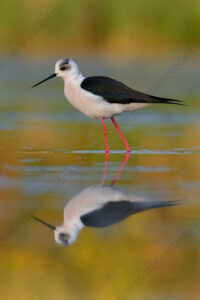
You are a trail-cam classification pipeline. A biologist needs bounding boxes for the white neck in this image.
[62,69,84,83]
[64,222,83,244]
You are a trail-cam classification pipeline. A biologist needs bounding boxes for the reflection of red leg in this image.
[101,151,109,186]
[111,152,130,186]
[101,118,109,153]
[111,117,131,152]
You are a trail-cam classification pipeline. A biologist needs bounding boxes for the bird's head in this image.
[55,58,80,80]
[31,58,80,88]
[32,215,79,246]
[54,225,79,246]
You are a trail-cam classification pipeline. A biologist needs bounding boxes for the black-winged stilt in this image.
[32,186,178,246]
[32,153,179,246]
[32,58,183,152]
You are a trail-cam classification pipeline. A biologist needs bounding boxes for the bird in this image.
[32,58,184,152]
[32,184,179,246]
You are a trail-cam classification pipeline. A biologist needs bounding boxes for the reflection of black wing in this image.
[81,76,183,105]
[80,200,178,228]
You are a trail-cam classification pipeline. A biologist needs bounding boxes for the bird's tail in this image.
[130,199,180,214]
[148,95,185,106]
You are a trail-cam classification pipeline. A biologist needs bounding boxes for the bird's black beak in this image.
[31,215,56,231]
[31,73,57,88]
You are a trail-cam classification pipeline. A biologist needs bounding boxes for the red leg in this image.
[111,152,130,186]
[101,118,109,153]
[101,151,109,186]
[111,117,131,152]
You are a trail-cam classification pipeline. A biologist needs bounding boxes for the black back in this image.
[81,76,183,105]
[80,200,178,228]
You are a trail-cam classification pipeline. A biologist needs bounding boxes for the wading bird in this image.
[32,185,178,246]
[32,58,183,152]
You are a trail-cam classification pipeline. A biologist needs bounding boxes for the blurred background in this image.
[0,1,200,300]
[0,0,200,57]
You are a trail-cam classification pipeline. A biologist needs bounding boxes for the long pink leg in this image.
[111,117,131,152]
[111,152,130,186]
[101,151,109,186]
[101,118,109,153]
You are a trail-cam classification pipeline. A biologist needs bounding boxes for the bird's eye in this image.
[59,232,69,242]
[59,65,69,71]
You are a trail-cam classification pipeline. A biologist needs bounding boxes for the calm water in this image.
[0,57,200,299]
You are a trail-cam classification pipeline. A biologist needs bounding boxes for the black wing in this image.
[81,76,184,105]
[80,200,179,228]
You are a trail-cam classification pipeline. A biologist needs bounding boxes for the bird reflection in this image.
[32,153,178,246]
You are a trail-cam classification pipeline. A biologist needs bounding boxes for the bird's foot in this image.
[105,147,110,153]
[125,145,131,153]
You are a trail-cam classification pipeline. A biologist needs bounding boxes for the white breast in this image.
[63,185,144,228]
[64,77,151,119]
[64,78,125,119]
[63,185,124,225]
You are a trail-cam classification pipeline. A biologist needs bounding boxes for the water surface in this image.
[0,57,199,300]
